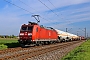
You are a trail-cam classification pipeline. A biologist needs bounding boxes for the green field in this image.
[0,38,20,50]
[62,40,90,60]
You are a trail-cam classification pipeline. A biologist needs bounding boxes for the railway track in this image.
[0,40,85,60]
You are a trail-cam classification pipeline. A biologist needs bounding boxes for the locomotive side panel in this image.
[39,28,47,40]
[37,27,58,41]
[33,26,58,41]
[32,25,40,41]
[50,30,58,40]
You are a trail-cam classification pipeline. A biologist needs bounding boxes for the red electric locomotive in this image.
[18,22,58,47]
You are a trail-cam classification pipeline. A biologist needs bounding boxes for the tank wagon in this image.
[55,29,80,42]
[18,22,58,47]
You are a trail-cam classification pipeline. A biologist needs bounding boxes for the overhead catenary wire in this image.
[47,0,57,9]
[18,0,38,13]
[47,0,65,20]
[18,0,57,23]
[4,0,53,25]
[47,0,63,16]
[4,0,48,21]
[4,0,76,35]
[38,0,59,17]
[3,0,33,14]
[38,0,65,25]
[3,0,84,36]
[3,0,63,27]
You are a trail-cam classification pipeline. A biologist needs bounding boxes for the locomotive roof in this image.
[22,22,55,30]
[40,25,55,30]
[28,22,38,25]
[22,22,38,26]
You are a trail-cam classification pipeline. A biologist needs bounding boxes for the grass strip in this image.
[61,40,90,60]
[0,38,20,50]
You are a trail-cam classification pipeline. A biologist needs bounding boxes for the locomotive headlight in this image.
[19,33,24,35]
[28,33,32,36]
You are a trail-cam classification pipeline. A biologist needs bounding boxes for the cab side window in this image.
[36,27,38,32]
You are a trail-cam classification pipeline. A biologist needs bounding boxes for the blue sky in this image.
[0,0,90,37]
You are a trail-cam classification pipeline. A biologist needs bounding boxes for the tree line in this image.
[0,35,18,38]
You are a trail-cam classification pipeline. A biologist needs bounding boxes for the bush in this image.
[0,44,8,50]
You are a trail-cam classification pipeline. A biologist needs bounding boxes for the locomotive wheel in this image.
[63,39,66,42]
[36,41,42,46]
[20,44,26,48]
[45,41,49,45]
[40,41,44,45]
[50,41,53,44]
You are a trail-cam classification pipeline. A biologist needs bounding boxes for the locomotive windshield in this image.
[22,27,27,30]
[28,26,33,31]
[21,26,33,32]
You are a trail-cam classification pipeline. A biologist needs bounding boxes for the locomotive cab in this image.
[18,22,39,46]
